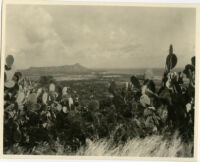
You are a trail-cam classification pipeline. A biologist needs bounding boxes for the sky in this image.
[5,5,196,69]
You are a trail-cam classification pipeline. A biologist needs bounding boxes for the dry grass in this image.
[5,132,193,157]
[76,133,193,157]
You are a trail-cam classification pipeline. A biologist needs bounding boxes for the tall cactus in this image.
[158,45,177,95]
[166,44,177,72]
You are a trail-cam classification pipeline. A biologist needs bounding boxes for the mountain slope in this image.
[21,63,93,76]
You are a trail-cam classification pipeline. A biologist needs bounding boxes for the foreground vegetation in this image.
[4,46,195,156]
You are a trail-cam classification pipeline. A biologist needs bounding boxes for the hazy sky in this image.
[5,5,196,69]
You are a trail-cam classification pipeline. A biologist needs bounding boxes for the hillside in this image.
[20,63,94,76]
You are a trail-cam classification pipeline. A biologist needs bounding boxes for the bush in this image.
[38,75,56,87]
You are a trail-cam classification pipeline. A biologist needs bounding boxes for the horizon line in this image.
[17,64,185,71]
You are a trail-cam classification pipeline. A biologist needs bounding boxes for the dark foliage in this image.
[3,48,195,155]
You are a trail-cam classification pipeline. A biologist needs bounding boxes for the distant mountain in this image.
[20,63,94,76]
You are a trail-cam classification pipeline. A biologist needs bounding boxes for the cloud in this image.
[5,5,196,69]
[6,5,69,68]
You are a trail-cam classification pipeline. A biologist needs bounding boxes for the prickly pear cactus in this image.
[166,45,177,72]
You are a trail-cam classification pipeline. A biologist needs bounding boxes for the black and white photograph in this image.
[2,1,198,159]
